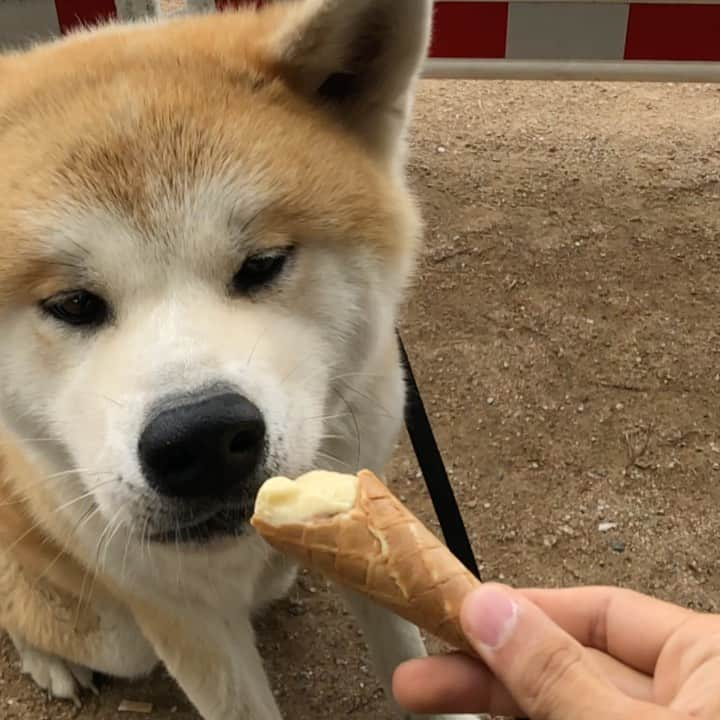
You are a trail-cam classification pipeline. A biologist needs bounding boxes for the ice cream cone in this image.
[251,469,480,654]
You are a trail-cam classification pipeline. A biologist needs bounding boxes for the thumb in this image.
[460,584,651,720]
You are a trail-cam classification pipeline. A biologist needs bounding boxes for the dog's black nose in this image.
[138,393,265,498]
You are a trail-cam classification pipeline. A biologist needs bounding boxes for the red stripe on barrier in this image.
[55,0,117,33]
[429,1,508,59]
[625,3,720,61]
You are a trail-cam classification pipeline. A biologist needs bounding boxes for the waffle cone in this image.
[251,469,480,654]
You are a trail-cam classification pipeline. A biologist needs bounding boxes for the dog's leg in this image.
[133,602,282,720]
[0,552,156,705]
[9,632,97,707]
[339,588,481,720]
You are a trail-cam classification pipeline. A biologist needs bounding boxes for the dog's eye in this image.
[232,247,294,294]
[42,290,109,328]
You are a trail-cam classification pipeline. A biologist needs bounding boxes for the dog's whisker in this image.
[285,357,343,389]
[245,326,270,369]
[277,337,337,387]
[101,515,126,573]
[140,515,152,564]
[32,258,85,273]
[46,467,94,480]
[238,200,273,237]
[0,470,115,508]
[29,505,100,592]
[85,507,124,608]
[73,566,94,630]
[278,355,313,387]
[68,238,91,258]
[174,519,184,591]
[4,517,54,554]
[314,451,353,471]
[332,388,361,471]
[91,517,114,577]
[328,372,387,383]
[121,519,136,583]
[96,393,125,408]
[334,380,397,420]
[273,321,316,383]
[299,412,353,422]
[52,479,117,514]
[0,494,36,508]
[317,433,346,441]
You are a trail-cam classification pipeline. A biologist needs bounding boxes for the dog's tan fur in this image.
[0,3,476,719]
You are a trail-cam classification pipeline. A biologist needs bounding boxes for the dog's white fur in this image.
[0,2,477,718]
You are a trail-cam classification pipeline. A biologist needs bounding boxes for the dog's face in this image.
[0,2,428,549]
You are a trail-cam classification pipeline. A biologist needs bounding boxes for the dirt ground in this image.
[2,79,719,719]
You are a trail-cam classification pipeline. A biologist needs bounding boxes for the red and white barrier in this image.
[1,0,720,82]
[425,1,720,81]
[0,0,116,47]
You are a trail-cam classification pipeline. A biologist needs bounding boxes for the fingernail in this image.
[462,587,519,651]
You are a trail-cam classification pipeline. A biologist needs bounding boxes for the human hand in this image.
[393,583,720,719]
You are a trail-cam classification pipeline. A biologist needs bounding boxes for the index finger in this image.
[520,586,693,675]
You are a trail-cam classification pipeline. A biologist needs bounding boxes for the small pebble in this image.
[611,540,626,553]
[119,700,153,714]
[598,522,618,533]
[287,601,306,616]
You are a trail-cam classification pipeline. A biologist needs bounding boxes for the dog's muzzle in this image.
[138,389,266,543]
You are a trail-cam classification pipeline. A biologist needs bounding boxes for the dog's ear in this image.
[268,0,433,166]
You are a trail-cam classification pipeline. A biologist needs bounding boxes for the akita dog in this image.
[0,1,476,718]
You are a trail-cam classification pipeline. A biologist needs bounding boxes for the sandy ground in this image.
[2,78,719,720]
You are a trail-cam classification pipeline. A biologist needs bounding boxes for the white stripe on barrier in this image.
[506,2,629,61]
[424,58,720,83]
[0,0,60,49]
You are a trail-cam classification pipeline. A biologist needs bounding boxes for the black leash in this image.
[397,331,481,580]
[399,332,529,720]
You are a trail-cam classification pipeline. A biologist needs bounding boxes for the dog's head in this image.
[0,0,431,547]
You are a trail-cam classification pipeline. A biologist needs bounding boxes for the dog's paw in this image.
[10,633,98,707]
